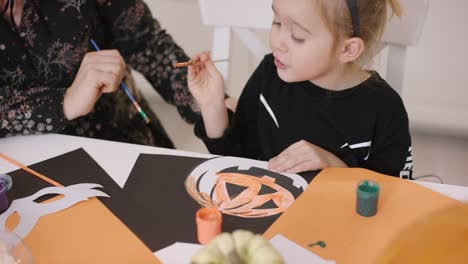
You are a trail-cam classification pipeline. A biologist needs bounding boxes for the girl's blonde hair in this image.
[315,0,403,65]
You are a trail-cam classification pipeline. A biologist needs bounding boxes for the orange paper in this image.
[6,197,161,264]
[263,168,461,264]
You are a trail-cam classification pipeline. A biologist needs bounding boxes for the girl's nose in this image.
[272,37,288,54]
[278,41,288,53]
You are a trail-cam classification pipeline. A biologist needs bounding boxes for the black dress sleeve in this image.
[1,86,67,137]
[96,0,199,123]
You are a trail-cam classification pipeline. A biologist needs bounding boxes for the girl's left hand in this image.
[268,140,348,173]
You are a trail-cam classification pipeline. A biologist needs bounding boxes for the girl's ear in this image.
[338,37,365,63]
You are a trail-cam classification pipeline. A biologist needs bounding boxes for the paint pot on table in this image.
[196,208,222,245]
[356,180,380,217]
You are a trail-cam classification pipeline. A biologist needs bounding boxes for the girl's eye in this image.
[291,34,305,43]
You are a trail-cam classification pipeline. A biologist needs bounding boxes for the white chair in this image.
[198,0,429,96]
[198,0,272,93]
[381,0,429,95]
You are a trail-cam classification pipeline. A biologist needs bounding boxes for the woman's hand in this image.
[63,50,126,120]
[268,140,348,173]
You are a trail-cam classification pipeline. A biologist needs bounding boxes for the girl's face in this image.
[270,0,339,84]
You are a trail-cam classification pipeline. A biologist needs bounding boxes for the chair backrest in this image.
[198,0,429,95]
[198,0,272,90]
[381,0,429,94]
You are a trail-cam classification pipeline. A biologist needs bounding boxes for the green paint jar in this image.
[356,180,380,217]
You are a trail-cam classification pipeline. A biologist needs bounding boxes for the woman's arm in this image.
[1,49,126,137]
[96,0,200,123]
[1,86,67,137]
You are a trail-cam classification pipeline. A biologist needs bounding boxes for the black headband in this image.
[346,0,360,37]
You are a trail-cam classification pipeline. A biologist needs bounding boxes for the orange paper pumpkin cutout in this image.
[185,157,308,218]
[213,173,295,217]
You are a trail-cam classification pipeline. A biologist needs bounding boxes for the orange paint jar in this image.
[196,208,222,245]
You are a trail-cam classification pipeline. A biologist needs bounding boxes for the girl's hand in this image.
[63,50,126,120]
[268,140,348,173]
[187,52,225,112]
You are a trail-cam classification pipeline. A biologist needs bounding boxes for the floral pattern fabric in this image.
[0,0,200,147]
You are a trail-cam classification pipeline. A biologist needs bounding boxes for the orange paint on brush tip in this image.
[173,60,193,68]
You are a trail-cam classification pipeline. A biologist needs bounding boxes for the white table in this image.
[1,133,468,262]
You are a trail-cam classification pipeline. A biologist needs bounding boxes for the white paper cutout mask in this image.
[0,183,109,240]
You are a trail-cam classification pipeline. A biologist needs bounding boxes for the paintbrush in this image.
[173,59,229,68]
[0,153,63,187]
[90,39,150,124]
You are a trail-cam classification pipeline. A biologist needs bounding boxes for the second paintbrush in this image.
[173,59,229,69]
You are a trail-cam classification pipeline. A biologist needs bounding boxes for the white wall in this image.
[380,0,468,137]
[141,0,252,98]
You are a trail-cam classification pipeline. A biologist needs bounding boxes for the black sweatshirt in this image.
[195,54,413,178]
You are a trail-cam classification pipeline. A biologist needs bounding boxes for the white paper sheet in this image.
[154,234,335,264]
[154,242,203,264]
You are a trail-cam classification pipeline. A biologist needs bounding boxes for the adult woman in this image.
[1,0,200,148]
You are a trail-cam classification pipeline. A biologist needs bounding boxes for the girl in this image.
[187,0,413,178]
